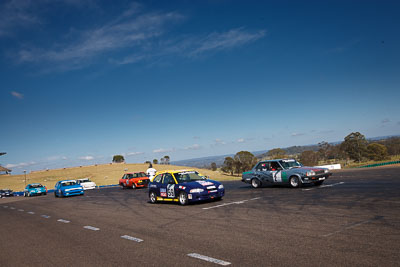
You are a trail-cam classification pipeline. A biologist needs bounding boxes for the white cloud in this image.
[291,133,305,137]
[46,155,68,161]
[184,144,201,150]
[11,91,24,99]
[213,139,226,146]
[237,138,245,143]
[187,28,266,57]
[79,156,94,160]
[153,148,173,153]
[126,151,144,156]
[17,10,184,71]
[5,161,36,169]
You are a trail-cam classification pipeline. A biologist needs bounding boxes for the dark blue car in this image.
[148,170,224,205]
[54,180,84,198]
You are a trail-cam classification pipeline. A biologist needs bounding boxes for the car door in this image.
[151,174,163,197]
[161,173,176,199]
[254,162,274,183]
[270,162,284,183]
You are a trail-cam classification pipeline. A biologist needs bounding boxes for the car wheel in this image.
[132,183,136,189]
[314,181,324,186]
[24,192,27,197]
[149,192,157,204]
[179,192,188,205]
[44,192,47,195]
[120,183,125,189]
[28,192,31,197]
[289,176,301,188]
[54,192,58,198]
[251,178,261,188]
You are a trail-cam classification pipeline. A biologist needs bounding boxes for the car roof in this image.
[125,172,146,174]
[59,180,76,183]
[156,169,197,175]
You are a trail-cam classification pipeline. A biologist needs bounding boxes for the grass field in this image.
[0,163,240,191]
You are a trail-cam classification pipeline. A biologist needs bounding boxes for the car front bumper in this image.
[302,173,331,183]
[188,189,225,202]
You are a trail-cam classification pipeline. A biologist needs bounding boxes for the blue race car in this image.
[24,183,47,197]
[54,180,84,198]
[148,170,224,205]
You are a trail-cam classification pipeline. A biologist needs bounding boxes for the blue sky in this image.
[1,0,399,174]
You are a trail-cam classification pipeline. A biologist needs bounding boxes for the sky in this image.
[1,0,399,174]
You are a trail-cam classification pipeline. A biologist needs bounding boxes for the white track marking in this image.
[18,209,24,212]
[3,206,8,208]
[41,215,50,219]
[187,253,231,266]
[83,226,100,231]
[202,197,261,210]
[57,219,70,223]
[9,207,15,210]
[322,216,383,237]
[121,235,143,243]
[27,211,35,214]
[302,182,345,191]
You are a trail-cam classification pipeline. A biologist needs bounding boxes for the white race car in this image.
[76,178,96,190]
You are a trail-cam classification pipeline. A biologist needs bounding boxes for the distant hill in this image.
[171,135,399,168]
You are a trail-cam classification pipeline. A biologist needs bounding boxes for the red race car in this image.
[119,172,150,189]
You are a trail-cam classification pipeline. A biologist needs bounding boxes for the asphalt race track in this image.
[1,167,399,266]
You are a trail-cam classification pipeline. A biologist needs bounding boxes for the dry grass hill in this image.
[0,163,238,191]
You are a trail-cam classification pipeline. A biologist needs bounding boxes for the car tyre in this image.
[251,178,261,188]
[132,183,136,189]
[289,176,301,188]
[24,192,27,197]
[54,192,58,198]
[120,183,125,189]
[149,192,157,204]
[179,192,188,205]
[314,181,324,186]
[44,192,47,195]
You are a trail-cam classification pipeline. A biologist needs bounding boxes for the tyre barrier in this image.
[355,160,400,168]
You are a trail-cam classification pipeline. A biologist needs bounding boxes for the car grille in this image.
[315,170,325,175]
[137,179,149,185]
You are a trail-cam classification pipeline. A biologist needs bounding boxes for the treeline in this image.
[209,132,400,176]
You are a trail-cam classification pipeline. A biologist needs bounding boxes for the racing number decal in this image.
[272,171,282,182]
[167,184,175,198]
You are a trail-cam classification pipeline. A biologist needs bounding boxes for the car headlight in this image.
[190,188,204,193]
[306,171,316,176]
[324,169,329,173]
[218,184,224,189]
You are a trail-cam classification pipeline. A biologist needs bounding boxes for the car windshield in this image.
[174,171,205,183]
[79,179,90,182]
[279,160,302,169]
[61,181,76,186]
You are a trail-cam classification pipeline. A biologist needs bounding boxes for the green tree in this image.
[145,160,151,164]
[164,155,170,165]
[210,162,217,171]
[318,141,332,161]
[267,148,287,159]
[299,151,319,166]
[153,159,158,164]
[234,151,257,174]
[221,157,235,176]
[112,155,125,163]
[367,143,389,161]
[342,132,368,162]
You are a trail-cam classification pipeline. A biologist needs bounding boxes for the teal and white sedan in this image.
[24,183,47,197]
[242,159,331,188]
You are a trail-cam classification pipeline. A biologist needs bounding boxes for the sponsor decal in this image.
[188,194,192,199]
[197,181,213,186]
[207,186,216,190]
[160,188,167,197]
